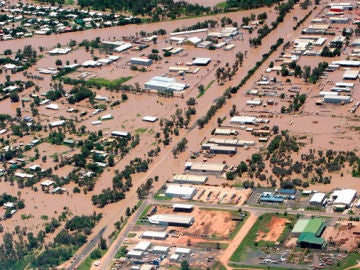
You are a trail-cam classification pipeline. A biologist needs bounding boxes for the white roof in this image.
[113,43,132,52]
[172,203,194,209]
[49,47,71,54]
[127,249,143,257]
[15,172,34,178]
[333,189,357,205]
[92,121,102,125]
[343,69,359,79]
[170,254,180,260]
[111,131,129,137]
[192,57,211,65]
[50,120,65,127]
[230,116,256,124]
[134,241,151,251]
[173,174,207,184]
[29,164,41,170]
[100,114,113,120]
[175,247,191,254]
[142,116,158,122]
[332,60,360,67]
[41,180,54,186]
[310,192,326,204]
[45,103,59,110]
[130,57,152,63]
[165,185,197,198]
[152,245,169,252]
[142,231,168,238]
[148,214,194,225]
[187,36,202,44]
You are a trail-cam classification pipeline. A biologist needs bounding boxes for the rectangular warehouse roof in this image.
[297,232,325,246]
[186,162,226,173]
[142,231,168,239]
[230,116,256,124]
[343,69,359,79]
[134,241,151,251]
[192,57,211,65]
[148,214,194,225]
[173,174,208,184]
[165,185,197,199]
[333,189,357,206]
[152,246,169,253]
[292,219,310,234]
[310,192,326,204]
[172,204,194,210]
[305,218,326,236]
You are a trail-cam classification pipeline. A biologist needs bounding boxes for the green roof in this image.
[297,232,325,246]
[292,219,310,233]
[304,218,325,235]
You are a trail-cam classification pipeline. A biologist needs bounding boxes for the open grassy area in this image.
[230,213,297,262]
[212,261,227,270]
[86,76,132,89]
[326,253,360,270]
[77,249,107,270]
[136,204,152,225]
[197,80,215,98]
[114,246,128,259]
[194,242,228,250]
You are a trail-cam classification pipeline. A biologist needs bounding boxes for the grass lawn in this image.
[194,242,228,250]
[114,246,128,259]
[86,76,132,89]
[212,261,227,270]
[77,249,107,270]
[197,80,215,98]
[230,213,297,262]
[326,253,360,270]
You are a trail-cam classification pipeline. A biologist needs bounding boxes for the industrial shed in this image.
[130,57,153,66]
[209,145,237,154]
[134,241,151,251]
[49,120,65,128]
[144,76,188,92]
[292,218,326,237]
[192,57,211,66]
[141,231,168,240]
[230,116,256,125]
[175,247,191,255]
[127,249,144,258]
[297,232,326,249]
[213,128,238,136]
[331,189,357,210]
[185,162,227,175]
[148,214,194,227]
[111,131,130,137]
[343,69,359,80]
[323,95,352,104]
[309,192,326,207]
[142,116,158,122]
[172,204,194,212]
[152,246,170,254]
[173,174,208,185]
[165,185,197,199]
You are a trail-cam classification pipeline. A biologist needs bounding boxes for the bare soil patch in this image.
[256,216,288,242]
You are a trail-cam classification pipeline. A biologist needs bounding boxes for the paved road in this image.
[68,226,107,270]
[97,199,150,270]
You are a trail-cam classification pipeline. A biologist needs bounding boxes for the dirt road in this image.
[219,211,258,270]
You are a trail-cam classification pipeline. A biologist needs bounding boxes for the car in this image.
[93,261,100,266]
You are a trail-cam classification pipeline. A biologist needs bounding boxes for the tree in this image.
[10,92,19,102]
[108,156,115,167]
[125,207,131,216]
[55,59,62,66]
[181,260,190,270]
[16,108,21,117]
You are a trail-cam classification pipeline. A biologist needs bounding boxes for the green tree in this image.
[181,260,190,270]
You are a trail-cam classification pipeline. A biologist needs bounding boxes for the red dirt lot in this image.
[256,216,288,242]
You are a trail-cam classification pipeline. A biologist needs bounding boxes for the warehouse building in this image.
[175,247,192,255]
[152,246,170,255]
[148,214,194,227]
[323,95,352,104]
[230,116,257,125]
[192,57,211,66]
[209,144,237,154]
[141,231,168,240]
[111,131,130,137]
[297,232,326,249]
[185,162,227,175]
[292,218,326,237]
[259,192,286,203]
[331,189,357,210]
[130,57,153,66]
[342,69,359,80]
[169,254,180,262]
[134,241,151,251]
[309,192,326,207]
[142,116,158,122]
[329,17,349,24]
[213,128,238,136]
[172,204,194,212]
[144,76,188,92]
[173,174,208,185]
[127,249,144,259]
[165,185,197,199]
[49,120,65,128]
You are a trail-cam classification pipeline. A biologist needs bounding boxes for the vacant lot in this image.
[256,215,288,242]
[322,221,360,252]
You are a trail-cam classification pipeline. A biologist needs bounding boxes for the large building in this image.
[331,189,357,210]
[148,214,194,227]
[141,231,168,240]
[172,174,208,185]
[165,185,197,199]
[130,57,153,66]
[323,95,352,104]
[144,76,188,92]
[185,162,227,175]
[293,218,327,249]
